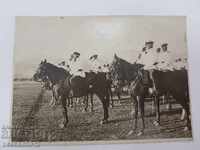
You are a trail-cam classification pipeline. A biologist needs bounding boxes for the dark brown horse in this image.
[110,55,146,135]
[110,54,191,135]
[33,60,110,127]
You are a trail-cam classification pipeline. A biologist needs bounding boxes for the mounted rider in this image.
[173,57,188,70]
[89,54,103,73]
[58,61,71,72]
[156,43,174,71]
[69,51,86,78]
[136,41,157,89]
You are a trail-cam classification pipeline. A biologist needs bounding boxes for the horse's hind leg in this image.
[183,102,191,131]
[60,95,68,128]
[133,95,138,131]
[153,95,160,126]
[99,94,109,124]
[138,96,145,135]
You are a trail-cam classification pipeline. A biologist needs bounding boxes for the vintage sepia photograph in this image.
[12,16,192,143]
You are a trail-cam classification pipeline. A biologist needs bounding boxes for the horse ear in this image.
[114,53,118,60]
[44,59,47,63]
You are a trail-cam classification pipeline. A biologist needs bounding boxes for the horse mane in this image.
[46,62,69,75]
[111,55,143,81]
[43,62,70,84]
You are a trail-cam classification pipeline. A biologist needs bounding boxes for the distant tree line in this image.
[14,77,33,81]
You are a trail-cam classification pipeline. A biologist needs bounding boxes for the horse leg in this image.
[102,101,109,124]
[84,95,88,112]
[110,88,114,108]
[133,96,138,131]
[183,102,191,131]
[49,89,55,106]
[50,86,59,107]
[117,92,121,105]
[99,94,109,124]
[138,95,145,136]
[90,93,94,112]
[151,99,155,115]
[180,108,186,121]
[59,95,68,128]
[127,95,138,136]
[70,97,73,108]
[74,97,77,112]
[153,95,160,126]
[166,93,172,110]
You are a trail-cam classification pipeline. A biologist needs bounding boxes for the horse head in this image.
[33,59,69,84]
[110,54,145,87]
[33,59,48,82]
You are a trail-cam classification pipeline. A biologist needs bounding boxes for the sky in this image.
[14,16,188,78]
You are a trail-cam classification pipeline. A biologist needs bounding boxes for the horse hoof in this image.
[137,131,144,136]
[153,120,160,126]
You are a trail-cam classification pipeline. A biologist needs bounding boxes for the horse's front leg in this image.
[99,93,109,124]
[165,93,172,110]
[117,91,121,105]
[138,95,145,136]
[59,95,68,128]
[49,87,58,107]
[84,95,88,112]
[49,89,55,106]
[90,92,94,112]
[153,94,160,126]
[182,101,191,131]
[69,97,73,108]
[128,95,138,136]
[133,95,138,131]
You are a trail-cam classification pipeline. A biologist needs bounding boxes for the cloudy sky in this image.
[14,16,188,78]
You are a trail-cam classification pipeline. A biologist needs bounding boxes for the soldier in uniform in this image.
[69,52,86,78]
[102,64,110,73]
[173,56,188,70]
[136,41,158,90]
[89,54,103,73]
[58,61,71,72]
[157,43,174,71]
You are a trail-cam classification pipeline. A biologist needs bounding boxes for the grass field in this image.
[11,81,192,143]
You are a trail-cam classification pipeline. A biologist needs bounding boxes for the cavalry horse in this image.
[33,59,110,127]
[110,54,191,135]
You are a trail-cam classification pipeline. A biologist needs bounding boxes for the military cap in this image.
[89,54,98,60]
[142,47,146,52]
[77,69,83,72]
[73,52,80,56]
[145,41,154,45]
[161,43,168,47]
